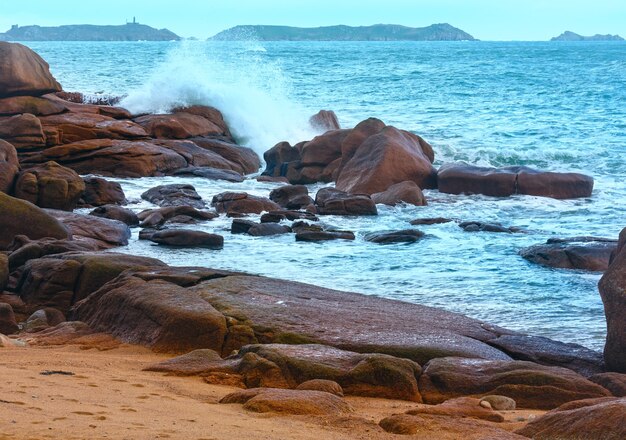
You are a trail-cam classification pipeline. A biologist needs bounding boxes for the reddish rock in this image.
[438,163,594,199]
[220,388,353,415]
[14,161,85,211]
[46,93,130,119]
[189,137,260,175]
[371,180,427,206]
[39,112,147,144]
[295,230,355,242]
[45,209,131,249]
[520,238,617,271]
[148,230,224,250]
[7,237,97,272]
[0,95,65,116]
[599,226,626,372]
[73,276,228,353]
[262,141,302,178]
[212,192,280,215]
[589,373,626,397]
[337,118,387,176]
[379,413,525,438]
[171,166,244,182]
[0,303,19,335]
[0,113,46,149]
[0,192,70,250]
[300,129,351,167]
[134,113,225,139]
[269,184,313,209]
[0,254,8,291]
[138,206,216,228]
[516,397,626,440]
[173,105,232,139]
[80,177,126,207]
[24,307,66,333]
[89,205,139,227]
[247,223,291,237]
[296,379,344,397]
[141,184,205,209]
[407,397,505,422]
[336,126,437,194]
[0,140,19,194]
[21,139,188,177]
[315,188,377,216]
[309,110,340,132]
[418,357,610,409]
[0,42,62,97]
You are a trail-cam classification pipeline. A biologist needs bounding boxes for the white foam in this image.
[120,41,320,155]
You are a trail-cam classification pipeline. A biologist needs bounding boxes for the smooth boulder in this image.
[220,388,353,415]
[371,180,427,206]
[0,140,19,194]
[80,177,126,206]
[0,42,62,97]
[211,192,280,215]
[141,184,205,209]
[148,230,224,250]
[314,188,377,216]
[14,161,86,211]
[520,237,617,271]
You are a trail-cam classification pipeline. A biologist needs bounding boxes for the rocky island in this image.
[210,23,476,41]
[551,31,624,41]
[0,41,625,439]
[0,22,180,42]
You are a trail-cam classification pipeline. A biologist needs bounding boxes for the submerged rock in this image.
[364,229,425,244]
[520,237,617,271]
[460,221,523,233]
[148,229,224,249]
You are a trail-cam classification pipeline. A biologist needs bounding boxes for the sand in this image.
[0,344,539,440]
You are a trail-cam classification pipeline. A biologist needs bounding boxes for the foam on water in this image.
[120,41,319,154]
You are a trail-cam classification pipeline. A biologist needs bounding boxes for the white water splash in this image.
[120,41,320,154]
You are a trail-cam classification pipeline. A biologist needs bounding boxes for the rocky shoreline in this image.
[1,41,625,439]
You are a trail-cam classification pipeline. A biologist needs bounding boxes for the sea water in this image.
[23,40,626,350]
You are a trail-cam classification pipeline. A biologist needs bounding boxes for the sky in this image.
[0,0,624,41]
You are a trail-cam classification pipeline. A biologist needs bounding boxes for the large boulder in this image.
[336,126,437,194]
[269,185,313,209]
[147,343,422,401]
[211,192,280,215]
[262,141,302,178]
[0,42,62,97]
[17,252,166,314]
[314,188,377,216]
[0,192,70,250]
[21,139,188,177]
[141,184,205,209]
[0,140,19,194]
[14,161,85,211]
[189,137,260,175]
[173,106,233,139]
[80,177,126,207]
[0,113,46,149]
[438,163,594,199]
[598,227,626,372]
[0,303,19,335]
[418,357,610,409]
[520,237,617,271]
[7,237,97,271]
[371,181,427,206]
[516,397,626,440]
[137,206,217,228]
[134,113,225,139]
[45,209,131,249]
[73,276,227,353]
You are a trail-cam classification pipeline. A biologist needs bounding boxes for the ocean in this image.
[23,40,626,350]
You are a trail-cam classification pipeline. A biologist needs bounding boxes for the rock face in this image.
[134,113,226,140]
[371,180,427,206]
[418,357,610,409]
[0,113,46,149]
[589,373,626,397]
[220,388,353,415]
[14,161,85,211]
[0,192,70,249]
[336,126,437,194]
[0,140,19,193]
[0,95,66,116]
[520,237,617,271]
[516,397,626,440]
[0,42,62,97]
[598,227,626,372]
[73,276,228,353]
[438,163,594,199]
[148,343,422,401]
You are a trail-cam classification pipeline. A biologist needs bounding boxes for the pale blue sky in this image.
[1,0,624,40]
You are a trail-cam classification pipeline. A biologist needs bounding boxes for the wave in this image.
[120,41,320,155]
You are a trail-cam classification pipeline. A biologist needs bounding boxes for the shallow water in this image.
[25,40,626,350]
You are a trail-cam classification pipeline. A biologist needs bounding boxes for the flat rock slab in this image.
[418,357,611,409]
[190,275,512,364]
[45,209,131,249]
[520,239,617,271]
[516,397,626,440]
[147,343,422,401]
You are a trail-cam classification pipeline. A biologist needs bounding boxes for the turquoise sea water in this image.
[23,40,626,350]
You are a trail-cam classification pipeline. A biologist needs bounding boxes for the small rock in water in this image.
[459,221,523,233]
[141,184,205,209]
[148,229,223,250]
[364,230,424,244]
[410,217,453,226]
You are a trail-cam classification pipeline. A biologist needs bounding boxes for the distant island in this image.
[551,31,623,42]
[0,21,180,41]
[210,23,476,41]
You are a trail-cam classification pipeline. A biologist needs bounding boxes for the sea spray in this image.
[120,40,321,155]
